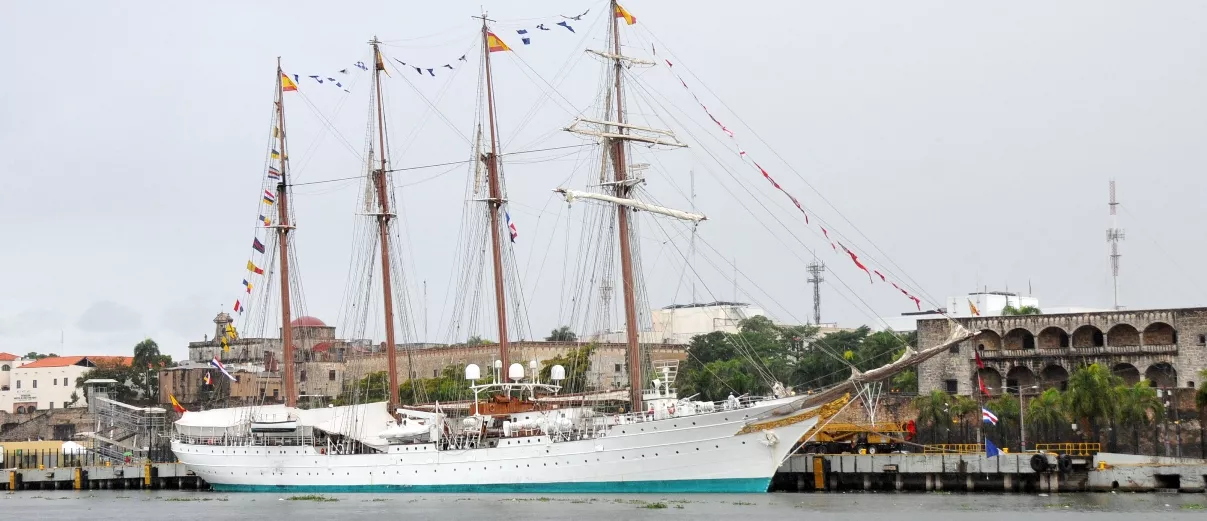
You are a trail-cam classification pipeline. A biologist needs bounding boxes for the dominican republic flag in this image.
[982,407,999,425]
[505,211,518,242]
[210,358,237,382]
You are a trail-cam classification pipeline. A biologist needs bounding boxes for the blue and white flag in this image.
[506,212,518,242]
[985,438,1004,458]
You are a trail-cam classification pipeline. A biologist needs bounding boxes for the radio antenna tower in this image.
[806,260,825,325]
[1106,179,1125,310]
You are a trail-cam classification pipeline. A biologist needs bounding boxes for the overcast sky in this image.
[3,1,1206,360]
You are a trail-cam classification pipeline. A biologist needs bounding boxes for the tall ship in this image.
[171,2,976,493]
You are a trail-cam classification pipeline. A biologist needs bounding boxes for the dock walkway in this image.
[774,452,1207,493]
[2,462,206,491]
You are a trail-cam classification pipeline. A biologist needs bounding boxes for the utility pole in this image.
[1107,179,1125,310]
[806,261,825,325]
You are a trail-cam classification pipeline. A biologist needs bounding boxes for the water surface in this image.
[3,490,1204,520]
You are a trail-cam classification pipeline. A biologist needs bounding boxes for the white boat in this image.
[171,2,977,493]
[173,393,825,493]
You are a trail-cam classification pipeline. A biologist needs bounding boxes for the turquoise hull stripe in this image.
[210,477,770,494]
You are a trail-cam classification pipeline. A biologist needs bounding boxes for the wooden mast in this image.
[608,0,644,410]
[274,58,298,408]
[479,16,511,377]
[369,38,400,409]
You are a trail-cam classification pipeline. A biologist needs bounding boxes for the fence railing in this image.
[1034,442,1101,456]
[922,444,985,455]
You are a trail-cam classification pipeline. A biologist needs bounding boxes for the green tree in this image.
[681,358,762,402]
[891,367,918,393]
[1064,363,1123,440]
[465,335,493,346]
[1027,388,1066,443]
[1001,305,1042,316]
[540,343,596,393]
[544,326,577,342]
[950,395,979,441]
[1115,382,1164,454]
[984,394,1020,448]
[913,390,953,443]
[24,352,56,360]
[75,364,139,403]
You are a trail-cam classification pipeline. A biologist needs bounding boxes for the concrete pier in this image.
[774,452,1207,493]
[1,463,207,491]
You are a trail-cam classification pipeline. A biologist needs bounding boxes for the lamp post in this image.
[1018,385,1039,452]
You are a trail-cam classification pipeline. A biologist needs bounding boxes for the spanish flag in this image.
[487,31,511,52]
[615,3,636,25]
[170,394,187,414]
[281,73,298,92]
[968,299,980,316]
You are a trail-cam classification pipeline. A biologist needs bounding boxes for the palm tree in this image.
[985,394,1020,448]
[1115,382,1164,454]
[950,395,979,443]
[544,326,577,342]
[913,390,952,443]
[1064,363,1123,441]
[1028,388,1066,443]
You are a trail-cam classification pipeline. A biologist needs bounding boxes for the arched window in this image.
[0,365,8,371]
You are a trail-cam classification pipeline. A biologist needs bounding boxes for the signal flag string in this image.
[663,59,925,311]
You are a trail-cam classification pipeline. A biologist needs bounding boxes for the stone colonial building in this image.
[188,313,364,366]
[918,307,1207,395]
[173,312,688,405]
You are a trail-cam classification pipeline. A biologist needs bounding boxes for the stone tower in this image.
[213,312,233,344]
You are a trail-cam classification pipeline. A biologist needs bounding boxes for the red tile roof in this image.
[0,352,18,362]
[19,356,133,369]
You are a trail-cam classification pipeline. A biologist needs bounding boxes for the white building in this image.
[650,302,766,344]
[583,302,766,344]
[0,356,132,414]
[0,352,29,393]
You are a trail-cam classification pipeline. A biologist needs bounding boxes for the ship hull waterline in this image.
[172,397,822,494]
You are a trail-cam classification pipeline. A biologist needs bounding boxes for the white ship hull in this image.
[171,397,819,493]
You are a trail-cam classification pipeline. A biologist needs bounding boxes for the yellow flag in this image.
[225,323,239,340]
[615,3,637,25]
[487,31,511,52]
[968,299,980,316]
[281,73,298,92]
[375,49,391,77]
